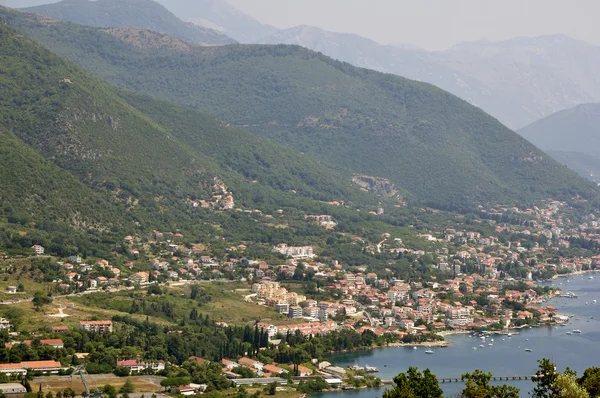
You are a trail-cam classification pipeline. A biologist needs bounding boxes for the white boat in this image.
[525,348,533,352]
[573,329,582,334]
[566,332,572,335]
[413,346,418,350]
[490,338,494,342]
[525,338,529,341]
[488,343,493,346]
[472,347,477,350]
[479,344,485,348]
[594,300,597,304]
[589,276,594,279]
[425,349,434,354]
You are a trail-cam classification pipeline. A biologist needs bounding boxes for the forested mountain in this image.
[0,19,386,256]
[22,0,236,45]
[519,104,600,184]
[259,26,600,129]
[153,0,276,43]
[3,9,597,211]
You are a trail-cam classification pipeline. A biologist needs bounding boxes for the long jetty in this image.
[382,375,534,385]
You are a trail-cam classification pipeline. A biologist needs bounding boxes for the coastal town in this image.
[0,198,599,395]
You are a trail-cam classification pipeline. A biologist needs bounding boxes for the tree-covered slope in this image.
[4,12,597,210]
[519,103,600,157]
[22,0,235,45]
[0,128,121,230]
[0,19,375,251]
[519,103,600,184]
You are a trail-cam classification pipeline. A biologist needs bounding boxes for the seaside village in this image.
[2,199,600,389]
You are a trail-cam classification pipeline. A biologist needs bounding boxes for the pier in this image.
[438,375,535,383]
[381,375,534,385]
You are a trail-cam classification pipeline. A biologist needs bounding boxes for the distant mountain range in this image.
[13,0,600,129]
[23,0,236,45]
[519,103,600,184]
[154,0,277,43]
[258,26,600,129]
[3,7,597,211]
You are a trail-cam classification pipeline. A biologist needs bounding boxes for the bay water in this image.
[314,274,600,397]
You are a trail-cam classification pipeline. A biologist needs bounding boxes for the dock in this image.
[382,375,534,385]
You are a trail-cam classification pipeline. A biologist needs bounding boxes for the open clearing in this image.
[32,375,163,394]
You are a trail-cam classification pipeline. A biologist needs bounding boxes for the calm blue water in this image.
[314,274,600,397]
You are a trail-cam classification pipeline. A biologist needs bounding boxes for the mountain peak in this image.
[24,0,236,45]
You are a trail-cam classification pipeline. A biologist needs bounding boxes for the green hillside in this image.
[6,10,597,210]
[1,20,395,258]
[22,0,235,45]
[519,103,600,156]
[519,103,600,183]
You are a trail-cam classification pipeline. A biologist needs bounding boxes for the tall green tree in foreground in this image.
[553,374,589,398]
[461,370,519,398]
[383,367,443,398]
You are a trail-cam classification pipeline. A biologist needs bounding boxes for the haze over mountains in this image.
[156,0,600,130]
[257,28,600,130]
[24,0,236,45]
[1,0,599,214]
[15,0,600,130]
[519,103,600,184]
[2,6,597,213]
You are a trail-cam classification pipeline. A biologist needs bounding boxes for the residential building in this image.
[0,361,61,375]
[288,306,303,318]
[0,383,26,398]
[116,360,165,373]
[31,245,44,255]
[129,272,149,284]
[275,303,289,314]
[79,320,113,333]
[0,318,12,331]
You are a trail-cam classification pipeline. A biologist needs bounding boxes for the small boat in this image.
[593,300,597,304]
[573,329,582,334]
[525,348,533,352]
[566,332,572,335]
[490,338,494,342]
[487,343,493,346]
[425,349,434,354]
[526,338,529,341]
[589,276,594,280]
[591,316,595,319]
[479,344,485,348]
[472,347,477,350]
[507,333,513,337]
[413,346,418,350]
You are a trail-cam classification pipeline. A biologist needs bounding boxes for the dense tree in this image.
[533,358,560,398]
[553,374,589,398]
[383,367,443,398]
[461,370,519,398]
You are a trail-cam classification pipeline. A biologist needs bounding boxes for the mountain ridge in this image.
[3,10,596,211]
[23,0,236,45]
[519,103,600,183]
[257,26,600,129]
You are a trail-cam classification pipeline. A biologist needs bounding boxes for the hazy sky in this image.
[226,0,600,49]
[2,0,599,49]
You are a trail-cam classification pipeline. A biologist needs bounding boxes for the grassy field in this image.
[0,257,53,301]
[68,282,286,325]
[0,297,174,333]
[32,375,163,394]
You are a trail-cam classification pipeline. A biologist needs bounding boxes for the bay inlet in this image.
[314,274,600,397]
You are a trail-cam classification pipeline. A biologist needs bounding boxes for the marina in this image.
[315,274,600,398]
